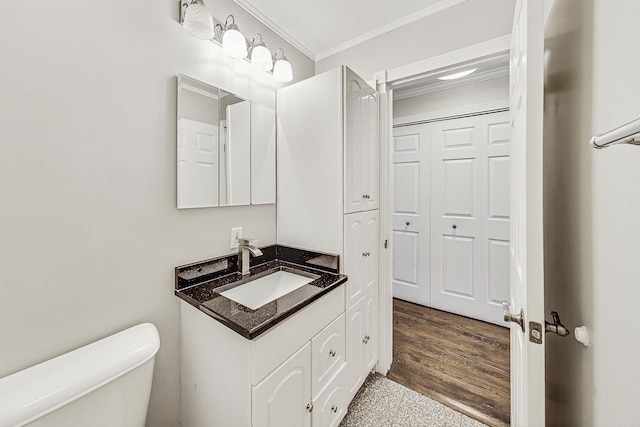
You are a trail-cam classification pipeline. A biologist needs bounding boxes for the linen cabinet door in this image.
[363,289,379,373]
[362,210,379,295]
[345,300,366,399]
[253,343,312,427]
[360,87,379,211]
[344,212,367,307]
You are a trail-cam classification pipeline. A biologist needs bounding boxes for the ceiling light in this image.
[181,0,215,40]
[222,15,247,59]
[273,49,293,83]
[249,34,273,72]
[437,68,478,81]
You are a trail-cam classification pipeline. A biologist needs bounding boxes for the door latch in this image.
[545,311,570,337]
[530,311,570,344]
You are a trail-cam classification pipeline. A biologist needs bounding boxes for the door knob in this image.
[452,224,457,229]
[502,301,525,332]
[405,221,410,226]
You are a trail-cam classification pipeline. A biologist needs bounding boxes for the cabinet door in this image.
[253,343,312,427]
[345,301,366,398]
[311,314,346,399]
[344,69,379,214]
[344,211,379,308]
[363,290,379,373]
[312,366,347,427]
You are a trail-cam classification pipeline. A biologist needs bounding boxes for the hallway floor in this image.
[387,299,510,427]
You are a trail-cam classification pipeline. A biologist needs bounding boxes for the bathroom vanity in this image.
[176,246,350,427]
[176,65,380,427]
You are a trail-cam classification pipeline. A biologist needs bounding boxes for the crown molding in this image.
[231,0,316,60]
[315,0,469,61]
[393,66,509,100]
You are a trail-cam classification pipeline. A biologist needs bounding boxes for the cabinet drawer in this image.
[312,364,347,427]
[311,313,345,399]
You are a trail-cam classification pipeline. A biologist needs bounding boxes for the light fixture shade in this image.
[182,1,214,40]
[251,45,273,71]
[437,68,478,81]
[222,28,247,59]
[273,59,293,83]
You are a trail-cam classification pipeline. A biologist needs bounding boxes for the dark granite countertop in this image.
[175,247,347,339]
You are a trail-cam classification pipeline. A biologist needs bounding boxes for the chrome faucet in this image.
[237,238,263,276]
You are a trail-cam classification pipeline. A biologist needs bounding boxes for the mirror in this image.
[177,74,276,209]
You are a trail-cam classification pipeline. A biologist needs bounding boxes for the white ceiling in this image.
[231,0,468,60]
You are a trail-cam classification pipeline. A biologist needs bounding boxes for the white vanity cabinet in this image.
[180,285,348,427]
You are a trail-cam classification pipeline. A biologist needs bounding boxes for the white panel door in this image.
[177,118,219,208]
[252,343,311,427]
[509,0,545,424]
[483,111,512,324]
[344,210,379,308]
[430,116,483,319]
[391,124,430,306]
[430,112,512,325]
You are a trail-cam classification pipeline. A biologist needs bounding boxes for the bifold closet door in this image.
[391,124,430,306]
[430,112,511,326]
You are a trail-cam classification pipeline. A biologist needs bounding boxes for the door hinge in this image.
[384,239,388,249]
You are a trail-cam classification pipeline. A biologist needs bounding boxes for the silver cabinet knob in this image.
[329,349,336,357]
[306,403,313,413]
[331,405,338,413]
[363,335,370,344]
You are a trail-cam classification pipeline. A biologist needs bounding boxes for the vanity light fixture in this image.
[273,49,293,83]
[249,34,273,72]
[181,0,215,40]
[437,68,478,81]
[222,15,247,59]
[178,2,293,83]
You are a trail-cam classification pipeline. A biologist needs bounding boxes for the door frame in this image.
[374,35,512,375]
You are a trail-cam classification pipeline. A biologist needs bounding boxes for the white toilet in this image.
[0,323,160,427]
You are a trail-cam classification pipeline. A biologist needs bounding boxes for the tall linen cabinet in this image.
[277,66,380,406]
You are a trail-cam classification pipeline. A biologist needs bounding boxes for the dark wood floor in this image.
[387,299,510,427]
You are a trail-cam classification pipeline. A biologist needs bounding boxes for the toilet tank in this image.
[0,323,160,427]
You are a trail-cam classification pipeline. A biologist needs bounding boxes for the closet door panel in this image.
[391,124,430,306]
[430,116,483,321]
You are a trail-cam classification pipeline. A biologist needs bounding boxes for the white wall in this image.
[543,1,594,425]
[591,0,640,424]
[315,0,515,81]
[0,1,313,426]
[393,76,509,119]
[544,0,640,425]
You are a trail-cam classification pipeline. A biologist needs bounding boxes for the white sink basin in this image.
[221,270,316,309]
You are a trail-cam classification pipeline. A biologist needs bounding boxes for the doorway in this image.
[375,38,512,426]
